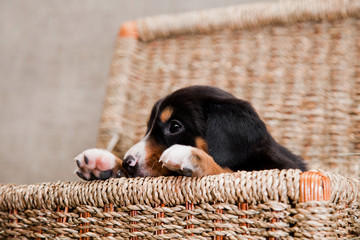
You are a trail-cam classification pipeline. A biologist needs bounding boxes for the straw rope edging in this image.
[2,170,360,238]
[1,169,359,212]
[0,170,305,211]
[135,0,360,42]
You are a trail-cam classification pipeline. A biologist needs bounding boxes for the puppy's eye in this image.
[168,120,183,134]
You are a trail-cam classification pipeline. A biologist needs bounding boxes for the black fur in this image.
[148,85,307,172]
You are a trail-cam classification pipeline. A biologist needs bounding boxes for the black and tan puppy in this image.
[75,86,306,180]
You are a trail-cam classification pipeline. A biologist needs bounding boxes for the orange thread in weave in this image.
[130,208,138,240]
[104,204,114,237]
[269,218,280,240]
[9,209,19,236]
[119,21,138,38]
[239,203,249,231]
[80,211,90,240]
[9,209,18,223]
[56,206,68,237]
[300,171,331,202]
[186,202,195,236]
[155,203,165,235]
[214,207,223,240]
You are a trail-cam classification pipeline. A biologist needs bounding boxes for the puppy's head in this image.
[121,85,267,177]
[121,86,233,177]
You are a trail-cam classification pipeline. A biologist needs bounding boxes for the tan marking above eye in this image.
[195,137,208,152]
[160,106,173,123]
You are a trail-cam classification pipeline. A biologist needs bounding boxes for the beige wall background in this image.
[0,0,263,184]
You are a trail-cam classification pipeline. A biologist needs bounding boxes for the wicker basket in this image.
[1,0,360,239]
[1,170,359,239]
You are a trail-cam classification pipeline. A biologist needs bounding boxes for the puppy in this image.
[75,86,306,180]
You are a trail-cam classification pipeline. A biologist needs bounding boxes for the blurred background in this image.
[0,0,265,184]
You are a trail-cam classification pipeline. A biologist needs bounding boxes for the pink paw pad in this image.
[74,148,118,180]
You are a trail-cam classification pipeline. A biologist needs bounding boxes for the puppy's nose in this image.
[122,155,137,176]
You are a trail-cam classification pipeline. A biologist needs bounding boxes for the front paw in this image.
[159,145,196,176]
[74,148,124,180]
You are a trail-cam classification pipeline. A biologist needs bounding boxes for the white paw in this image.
[74,148,120,180]
[159,145,195,176]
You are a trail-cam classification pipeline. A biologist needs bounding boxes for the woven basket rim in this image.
[133,0,360,42]
[1,170,359,211]
[1,170,302,211]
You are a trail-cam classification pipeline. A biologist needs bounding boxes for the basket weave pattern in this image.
[1,170,359,239]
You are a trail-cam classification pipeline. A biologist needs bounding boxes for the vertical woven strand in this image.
[155,203,165,236]
[104,204,114,237]
[239,203,249,233]
[80,211,90,240]
[34,209,43,240]
[185,202,194,236]
[130,207,138,240]
[8,209,18,223]
[56,206,68,237]
[8,209,18,239]
[269,218,280,240]
[213,206,223,240]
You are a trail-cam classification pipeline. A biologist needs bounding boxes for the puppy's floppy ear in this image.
[205,98,269,171]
